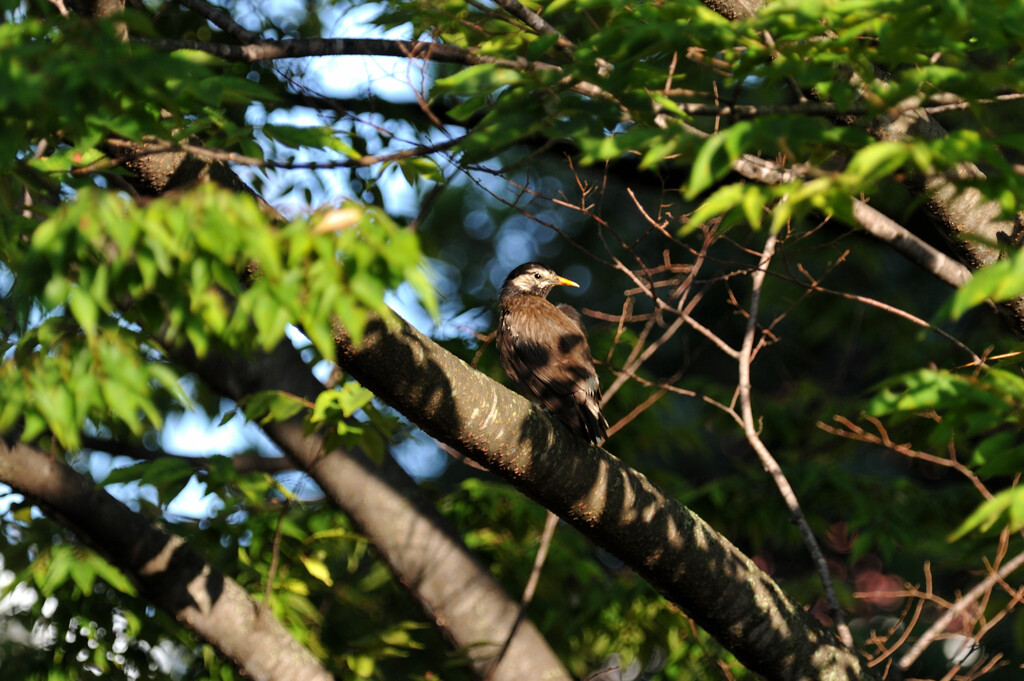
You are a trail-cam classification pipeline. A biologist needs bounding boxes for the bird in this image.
[497,262,608,445]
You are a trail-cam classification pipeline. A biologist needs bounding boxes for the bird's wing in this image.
[507,298,593,397]
[504,299,607,443]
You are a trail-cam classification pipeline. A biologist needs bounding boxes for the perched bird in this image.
[497,262,608,445]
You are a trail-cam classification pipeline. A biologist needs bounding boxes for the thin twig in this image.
[862,564,930,668]
[821,415,992,500]
[262,502,289,612]
[898,550,1024,671]
[484,511,560,681]
[602,316,686,405]
[737,232,854,648]
[794,264,980,363]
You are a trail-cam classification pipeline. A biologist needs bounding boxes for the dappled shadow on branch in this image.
[335,316,878,681]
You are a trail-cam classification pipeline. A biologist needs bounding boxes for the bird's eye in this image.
[533,273,541,279]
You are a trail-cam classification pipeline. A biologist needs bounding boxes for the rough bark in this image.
[332,317,880,681]
[182,341,571,681]
[699,0,765,21]
[0,439,332,681]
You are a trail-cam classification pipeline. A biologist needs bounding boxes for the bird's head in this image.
[501,262,579,298]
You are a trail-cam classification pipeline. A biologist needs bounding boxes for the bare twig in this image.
[898,550,1024,671]
[861,564,930,668]
[821,415,992,500]
[262,502,289,612]
[824,416,1024,670]
[794,265,980,363]
[737,232,855,648]
[484,511,560,681]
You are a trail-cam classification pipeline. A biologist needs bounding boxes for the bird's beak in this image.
[556,275,580,288]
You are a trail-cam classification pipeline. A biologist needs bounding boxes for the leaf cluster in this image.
[405,0,1024,234]
[1,183,433,452]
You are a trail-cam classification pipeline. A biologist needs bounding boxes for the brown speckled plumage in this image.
[497,263,608,445]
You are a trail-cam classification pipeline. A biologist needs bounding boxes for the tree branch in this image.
[176,0,262,44]
[736,233,854,648]
[898,549,1024,671]
[0,439,331,681]
[133,35,531,69]
[80,435,295,474]
[102,136,461,171]
[180,341,572,681]
[331,315,880,681]
[731,153,972,288]
[491,0,565,42]
[696,0,1024,330]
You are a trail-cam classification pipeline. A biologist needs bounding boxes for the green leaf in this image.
[306,528,367,543]
[241,390,306,424]
[844,141,910,184]
[397,156,443,185]
[741,185,767,228]
[88,553,135,595]
[685,121,754,199]
[264,124,358,157]
[299,554,334,587]
[944,252,1024,320]
[137,457,194,486]
[347,655,375,678]
[949,488,1019,541]
[38,547,73,597]
[683,184,745,234]
[103,461,150,485]
[433,63,522,95]
[68,288,99,339]
[311,383,375,427]
[34,382,79,450]
[69,557,97,596]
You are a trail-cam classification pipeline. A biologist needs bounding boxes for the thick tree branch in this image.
[331,316,880,681]
[0,439,331,681]
[180,341,571,681]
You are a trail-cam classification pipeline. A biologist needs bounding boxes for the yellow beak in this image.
[556,275,580,288]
